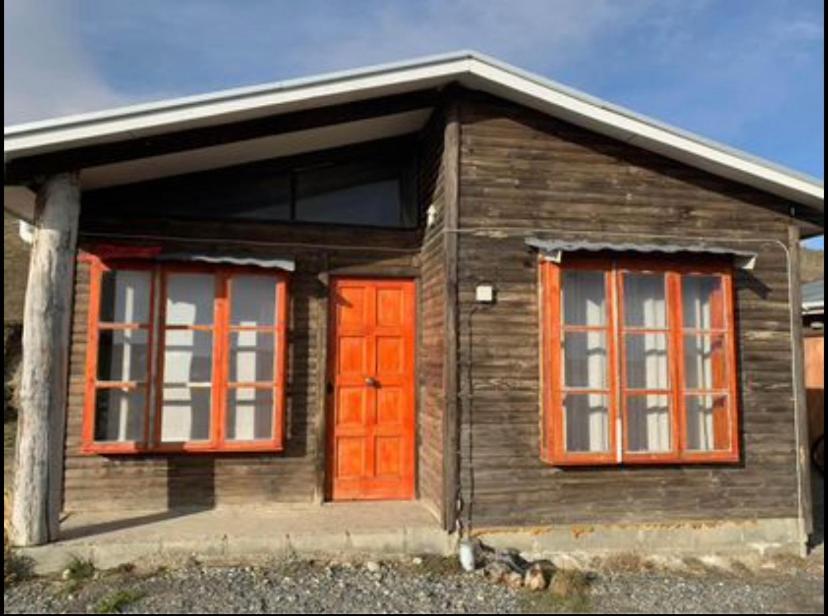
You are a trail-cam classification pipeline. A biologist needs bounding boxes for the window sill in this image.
[543,451,740,467]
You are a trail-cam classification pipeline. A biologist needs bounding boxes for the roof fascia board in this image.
[463,58,823,211]
[3,50,822,213]
[3,56,471,157]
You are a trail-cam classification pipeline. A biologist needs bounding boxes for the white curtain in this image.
[562,271,609,452]
[683,276,722,450]
[161,273,214,442]
[624,274,670,452]
[686,394,715,450]
[226,277,278,441]
[98,270,150,442]
[565,393,609,452]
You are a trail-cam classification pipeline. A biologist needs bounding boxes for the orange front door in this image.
[328,278,416,501]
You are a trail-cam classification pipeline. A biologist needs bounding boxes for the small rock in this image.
[484,561,511,584]
[365,561,381,573]
[524,563,551,591]
[504,571,524,590]
[411,557,423,566]
[61,568,72,581]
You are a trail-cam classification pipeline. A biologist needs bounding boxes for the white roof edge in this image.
[3,50,824,212]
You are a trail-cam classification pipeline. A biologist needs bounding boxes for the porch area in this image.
[17,501,453,575]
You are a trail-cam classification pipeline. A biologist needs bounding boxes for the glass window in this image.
[84,260,288,453]
[564,393,610,453]
[295,157,415,227]
[91,268,152,446]
[542,259,738,466]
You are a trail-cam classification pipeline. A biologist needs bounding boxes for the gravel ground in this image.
[3,555,824,614]
[589,567,825,614]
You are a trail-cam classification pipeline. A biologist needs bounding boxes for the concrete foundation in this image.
[18,502,454,575]
[16,504,805,575]
[472,517,805,561]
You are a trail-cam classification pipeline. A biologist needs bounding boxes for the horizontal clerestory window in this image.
[82,256,288,454]
[540,256,740,466]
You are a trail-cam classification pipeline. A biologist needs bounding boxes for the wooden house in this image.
[4,52,824,554]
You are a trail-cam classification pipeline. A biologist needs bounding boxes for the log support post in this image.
[10,173,80,546]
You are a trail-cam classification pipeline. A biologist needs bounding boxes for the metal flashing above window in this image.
[525,238,758,271]
[157,253,295,272]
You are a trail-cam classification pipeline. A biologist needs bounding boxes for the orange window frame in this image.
[81,255,289,455]
[540,255,740,466]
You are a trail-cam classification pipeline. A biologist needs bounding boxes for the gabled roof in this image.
[3,50,824,215]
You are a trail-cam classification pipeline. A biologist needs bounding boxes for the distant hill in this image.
[3,213,29,325]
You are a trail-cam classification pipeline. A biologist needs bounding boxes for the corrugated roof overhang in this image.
[525,237,759,270]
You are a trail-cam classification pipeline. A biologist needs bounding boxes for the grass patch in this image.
[4,546,33,586]
[409,554,463,576]
[64,555,96,581]
[520,590,591,614]
[521,568,592,613]
[600,551,654,573]
[93,589,146,614]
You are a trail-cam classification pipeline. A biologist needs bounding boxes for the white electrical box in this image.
[475,284,495,303]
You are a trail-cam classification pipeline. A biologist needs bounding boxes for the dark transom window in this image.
[82,138,418,229]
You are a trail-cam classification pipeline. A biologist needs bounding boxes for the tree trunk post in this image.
[10,173,80,546]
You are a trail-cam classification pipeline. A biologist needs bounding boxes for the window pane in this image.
[94,388,145,442]
[231,276,277,326]
[625,333,669,389]
[160,385,211,442]
[163,330,213,383]
[230,331,275,383]
[165,273,214,326]
[564,393,609,453]
[683,276,725,330]
[227,388,274,441]
[97,329,148,382]
[623,273,666,328]
[626,395,671,452]
[562,271,606,326]
[683,334,728,390]
[295,157,412,227]
[100,270,151,324]
[562,331,607,389]
[686,394,730,451]
[297,179,402,226]
[83,168,292,222]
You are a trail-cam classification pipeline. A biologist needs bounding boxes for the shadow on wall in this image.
[58,458,216,541]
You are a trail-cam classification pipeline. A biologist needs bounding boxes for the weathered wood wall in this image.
[454,92,804,528]
[63,128,446,513]
[417,110,448,521]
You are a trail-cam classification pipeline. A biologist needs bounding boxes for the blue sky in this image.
[4,0,824,248]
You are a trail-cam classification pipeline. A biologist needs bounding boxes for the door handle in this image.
[364,377,379,387]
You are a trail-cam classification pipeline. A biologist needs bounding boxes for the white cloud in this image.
[4,0,127,124]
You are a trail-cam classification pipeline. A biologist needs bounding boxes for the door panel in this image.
[328,278,415,501]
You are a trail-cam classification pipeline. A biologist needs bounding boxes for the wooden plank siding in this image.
[62,121,448,513]
[417,109,448,522]
[453,93,802,529]
[59,86,811,532]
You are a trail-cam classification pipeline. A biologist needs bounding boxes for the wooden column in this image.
[788,224,814,541]
[11,173,80,546]
[442,102,461,533]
